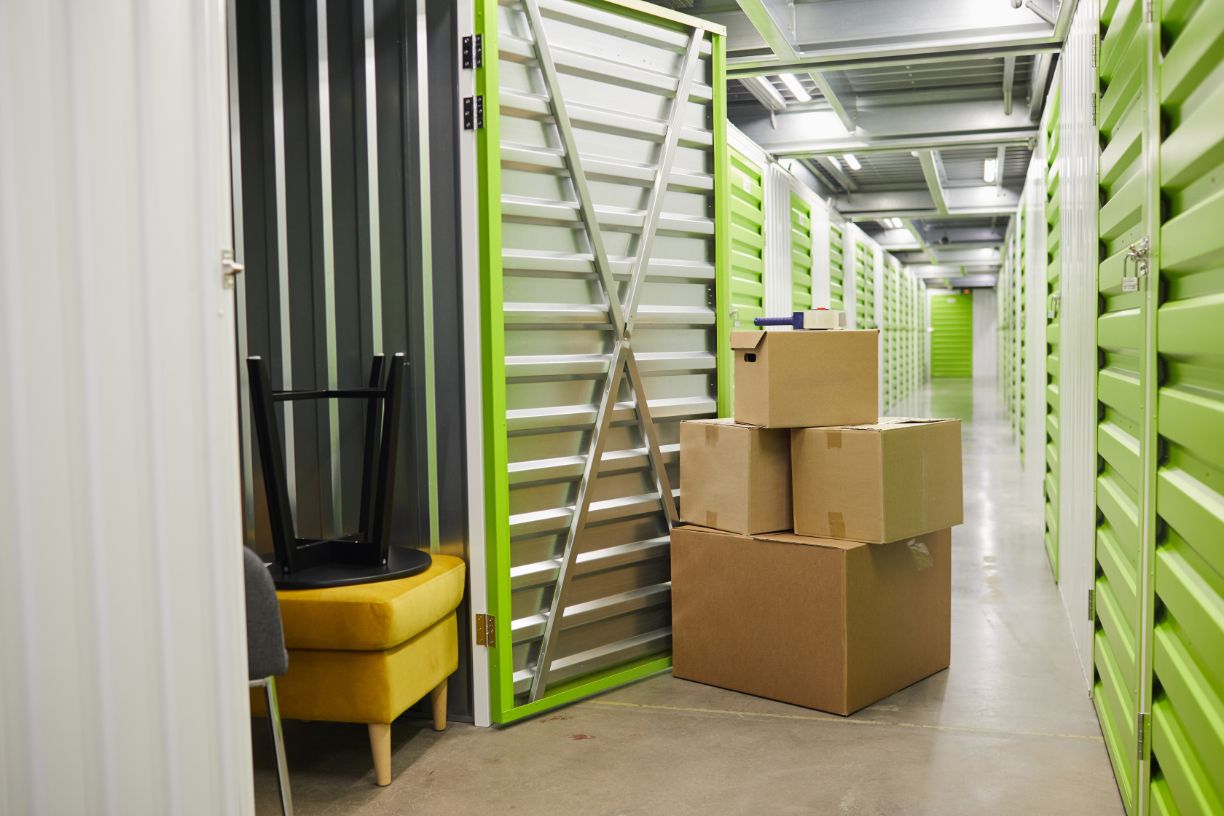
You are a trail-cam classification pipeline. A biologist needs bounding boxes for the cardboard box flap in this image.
[730,331,767,350]
[756,531,868,552]
[686,417,753,429]
[827,417,954,432]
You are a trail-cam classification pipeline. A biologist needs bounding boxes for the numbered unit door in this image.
[476,0,725,722]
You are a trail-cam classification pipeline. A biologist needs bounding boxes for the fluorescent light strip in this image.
[778,73,811,103]
[983,157,998,183]
[842,153,861,171]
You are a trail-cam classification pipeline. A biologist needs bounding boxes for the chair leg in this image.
[368,723,392,786]
[263,678,295,816]
[429,679,448,732]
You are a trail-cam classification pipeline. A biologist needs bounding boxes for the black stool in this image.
[247,354,431,589]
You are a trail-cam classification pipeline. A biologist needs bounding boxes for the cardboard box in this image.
[731,329,879,428]
[679,419,791,535]
[791,417,963,543]
[671,525,951,715]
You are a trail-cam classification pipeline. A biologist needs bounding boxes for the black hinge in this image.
[1137,712,1148,759]
[463,96,484,130]
[475,613,496,647]
[1088,588,1096,620]
[462,34,483,69]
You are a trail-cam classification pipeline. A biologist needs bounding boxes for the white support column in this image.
[811,199,832,309]
[763,163,794,322]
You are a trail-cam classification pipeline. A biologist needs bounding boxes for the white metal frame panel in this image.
[1024,152,1049,501]
[0,1,254,812]
[1057,0,1099,686]
[764,162,794,320]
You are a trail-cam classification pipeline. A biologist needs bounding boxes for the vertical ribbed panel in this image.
[810,197,831,310]
[763,163,793,320]
[1024,142,1049,533]
[929,291,974,377]
[0,2,253,814]
[1043,71,1063,582]
[828,215,846,311]
[1058,0,1101,692]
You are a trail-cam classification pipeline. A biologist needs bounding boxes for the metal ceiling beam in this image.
[1002,55,1016,115]
[727,40,1060,79]
[733,98,1038,157]
[918,150,949,215]
[838,186,1020,219]
[814,155,857,192]
[730,0,856,129]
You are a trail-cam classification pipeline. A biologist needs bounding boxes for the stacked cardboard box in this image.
[673,328,963,715]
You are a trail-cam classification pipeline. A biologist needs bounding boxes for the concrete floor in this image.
[254,379,1123,815]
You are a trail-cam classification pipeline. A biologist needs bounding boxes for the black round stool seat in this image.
[270,546,432,590]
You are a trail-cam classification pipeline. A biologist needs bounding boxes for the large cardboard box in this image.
[731,329,879,428]
[671,525,952,715]
[679,419,792,535]
[791,417,963,543]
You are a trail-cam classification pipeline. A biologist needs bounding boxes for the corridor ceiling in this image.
[661,0,1077,285]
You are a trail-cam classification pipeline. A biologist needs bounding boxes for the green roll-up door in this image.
[929,292,972,378]
[1018,207,1027,458]
[828,220,845,310]
[1150,0,1224,812]
[855,239,875,329]
[476,0,725,723]
[730,149,766,330]
[790,193,813,310]
[1094,0,1150,806]
[1044,79,1062,581]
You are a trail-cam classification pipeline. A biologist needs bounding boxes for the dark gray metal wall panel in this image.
[233,0,427,552]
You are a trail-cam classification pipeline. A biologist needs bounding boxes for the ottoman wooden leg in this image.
[430,679,448,732]
[368,723,392,786]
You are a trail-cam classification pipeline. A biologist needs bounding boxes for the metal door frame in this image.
[471,0,727,724]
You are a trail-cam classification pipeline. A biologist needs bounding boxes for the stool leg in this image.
[429,679,448,732]
[368,723,391,786]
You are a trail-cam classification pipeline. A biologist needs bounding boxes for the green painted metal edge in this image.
[475,0,515,723]
[478,8,727,724]
[713,32,731,417]
[496,656,673,724]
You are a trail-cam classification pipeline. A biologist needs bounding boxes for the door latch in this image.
[1121,237,1150,293]
[221,249,244,290]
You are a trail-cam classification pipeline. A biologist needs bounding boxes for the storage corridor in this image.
[254,378,1122,816]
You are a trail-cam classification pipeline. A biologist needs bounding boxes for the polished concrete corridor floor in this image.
[254,379,1123,815]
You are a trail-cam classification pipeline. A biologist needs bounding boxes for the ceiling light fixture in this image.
[778,73,811,102]
[843,153,862,171]
[983,157,999,184]
[886,217,903,230]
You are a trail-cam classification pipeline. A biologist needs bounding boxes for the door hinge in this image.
[462,34,483,69]
[475,613,496,647]
[221,248,244,290]
[1087,588,1096,620]
[1137,712,1149,759]
[463,95,484,130]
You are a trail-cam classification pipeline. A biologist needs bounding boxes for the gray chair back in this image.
[244,548,289,680]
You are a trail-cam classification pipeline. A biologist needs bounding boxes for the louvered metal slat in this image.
[1149,0,1224,810]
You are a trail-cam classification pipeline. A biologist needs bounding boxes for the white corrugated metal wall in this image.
[0,2,254,813]
[1056,0,1099,684]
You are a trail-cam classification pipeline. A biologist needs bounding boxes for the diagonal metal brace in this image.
[522,7,703,702]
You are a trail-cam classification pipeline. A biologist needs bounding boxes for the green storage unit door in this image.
[1018,208,1027,458]
[1151,0,1224,812]
[477,0,723,722]
[730,149,766,330]
[1095,0,1149,806]
[854,240,875,329]
[828,220,845,310]
[790,193,813,310]
[1044,78,1062,581]
[929,292,972,378]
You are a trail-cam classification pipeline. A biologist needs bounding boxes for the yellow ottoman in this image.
[253,554,465,785]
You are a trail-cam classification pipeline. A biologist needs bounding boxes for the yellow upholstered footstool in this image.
[252,554,465,785]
